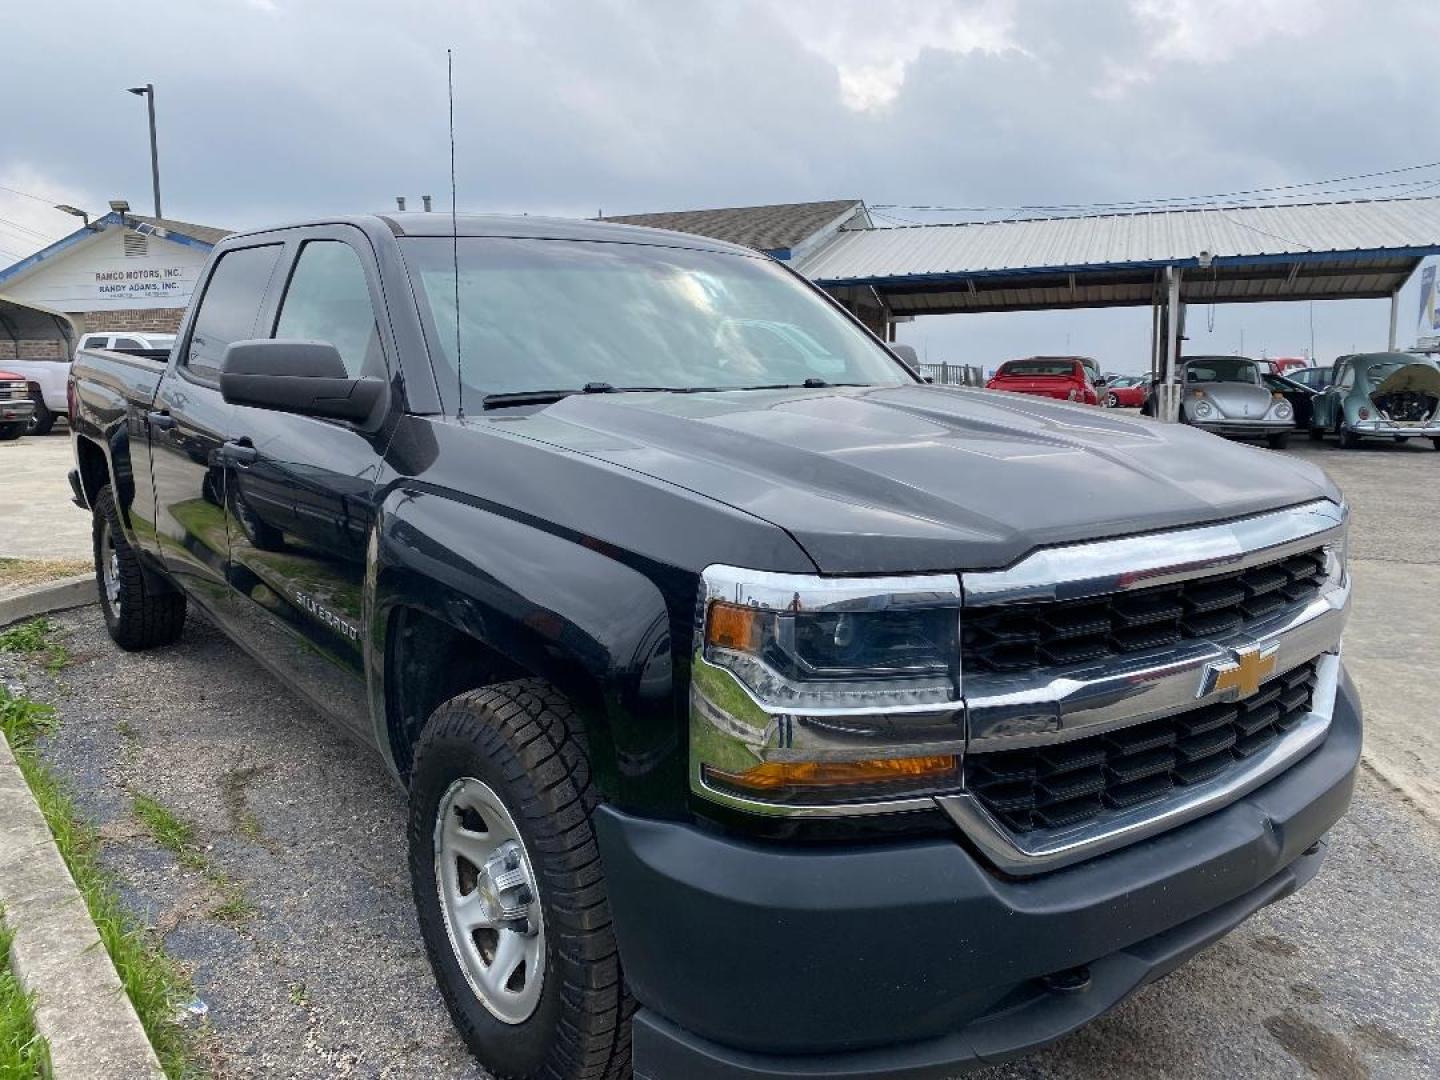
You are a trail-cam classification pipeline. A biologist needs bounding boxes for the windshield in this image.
[1365,361,1407,381]
[1184,358,1259,385]
[997,359,1078,377]
[400,237,911,408]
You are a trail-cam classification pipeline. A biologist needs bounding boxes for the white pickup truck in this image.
[3,331,174,435]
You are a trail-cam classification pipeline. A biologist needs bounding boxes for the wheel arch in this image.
[370,486,689,815]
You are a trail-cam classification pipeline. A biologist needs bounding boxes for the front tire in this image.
[27,398,54,436]
[1338,424,1360,450]
[0,422,23,442]
[1266,432,1291,450]
[93,485,187,649]
[1307,427,1325,441]
[1104,392,1119,408]
[408,680,632,1080]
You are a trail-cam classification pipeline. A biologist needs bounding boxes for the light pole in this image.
[126,84,161,219]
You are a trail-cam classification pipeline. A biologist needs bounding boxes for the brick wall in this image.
[79,308,186,334]
[0,339,66,360]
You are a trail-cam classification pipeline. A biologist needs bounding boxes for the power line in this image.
[872,158,1440,219]
[0,214,56,242]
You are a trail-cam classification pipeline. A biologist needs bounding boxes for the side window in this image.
[83,335,109,349]
[113,337,144,350]
[186,244,283,380]
[273,241,384,379]
[1336,363,1355,390]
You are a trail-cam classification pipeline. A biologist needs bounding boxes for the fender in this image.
[368,484,693,816]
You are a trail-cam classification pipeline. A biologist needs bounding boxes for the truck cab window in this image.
[113,337,144,350]
[274,241,384,379]
[186,244,283,380]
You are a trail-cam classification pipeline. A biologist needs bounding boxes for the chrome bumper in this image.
[1193,418,1293,435]
[1350,420,1440,437]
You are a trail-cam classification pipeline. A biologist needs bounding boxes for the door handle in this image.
[147,410,175,432]
[221,438,258,467]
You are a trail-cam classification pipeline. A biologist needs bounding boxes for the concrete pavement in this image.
[0,433,90,560]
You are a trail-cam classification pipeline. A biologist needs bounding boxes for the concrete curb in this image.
[0,734,166,1078]
[0,575,94,629]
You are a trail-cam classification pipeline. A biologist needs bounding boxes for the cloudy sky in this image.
[4,0,1439,371]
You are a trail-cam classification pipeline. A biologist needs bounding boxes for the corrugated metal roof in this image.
[604,200,862,255]
[799,197,1440,283]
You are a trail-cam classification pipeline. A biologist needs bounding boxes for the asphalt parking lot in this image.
[2,422,1438,1078]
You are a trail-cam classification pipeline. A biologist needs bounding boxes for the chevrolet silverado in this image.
[68,214,1360,1080]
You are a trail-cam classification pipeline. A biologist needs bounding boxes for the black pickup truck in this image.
[69,214,1360,1080]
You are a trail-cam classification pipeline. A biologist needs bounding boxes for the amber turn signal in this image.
[705,601,759,651]
[705,755,958,793]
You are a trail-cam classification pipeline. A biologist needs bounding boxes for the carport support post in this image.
[1388,286,1400,350]
[1158,266,1182,422]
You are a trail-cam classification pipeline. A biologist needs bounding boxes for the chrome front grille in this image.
[966,661,1318,834]
[962,549,1327,673]
[940,500,1350,876]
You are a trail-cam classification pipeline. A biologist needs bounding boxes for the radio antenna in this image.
[448,48,464,419]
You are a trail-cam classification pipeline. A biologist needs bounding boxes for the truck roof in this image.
[221,213,760,257]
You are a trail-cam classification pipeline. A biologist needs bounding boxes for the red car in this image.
[986,357,1098,405]
[1099,375,1149,408]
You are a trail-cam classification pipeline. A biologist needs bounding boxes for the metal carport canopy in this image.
[797,196,1440,315]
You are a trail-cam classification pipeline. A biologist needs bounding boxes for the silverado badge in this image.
[1199,643,1279,700]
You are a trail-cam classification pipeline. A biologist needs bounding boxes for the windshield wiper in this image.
[482,379,870,409]
[482,383,687,409]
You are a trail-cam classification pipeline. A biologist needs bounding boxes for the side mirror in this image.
[220,340,383,422]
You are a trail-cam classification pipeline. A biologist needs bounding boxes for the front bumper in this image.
[1349,419,1440,437]
[599,667,1362,1080]
[1191,417,1293,437]
[0,400,36,425]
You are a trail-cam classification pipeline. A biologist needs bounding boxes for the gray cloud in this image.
[3,0,1433,367]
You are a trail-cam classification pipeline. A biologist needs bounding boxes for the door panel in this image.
[152,243,283,610]
[219,232,396,738]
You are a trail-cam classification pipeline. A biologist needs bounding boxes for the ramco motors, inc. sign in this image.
[93,265,188,299]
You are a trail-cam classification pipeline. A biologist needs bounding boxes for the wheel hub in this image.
[102,524,122,615]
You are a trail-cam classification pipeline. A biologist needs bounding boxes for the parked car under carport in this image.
[1310,352,1440,449]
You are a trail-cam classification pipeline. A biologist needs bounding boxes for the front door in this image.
[151,242,284,612]
[221,231,396,739]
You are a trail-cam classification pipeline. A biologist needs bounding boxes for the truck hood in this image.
[501,384,1340,574]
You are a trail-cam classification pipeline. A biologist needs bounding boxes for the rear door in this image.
[151,242,284,610]
[220,228,396,737]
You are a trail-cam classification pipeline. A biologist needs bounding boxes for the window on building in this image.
[273,241,384,379]
[185,244,283,380]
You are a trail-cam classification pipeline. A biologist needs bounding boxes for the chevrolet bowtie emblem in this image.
[1199,643,1279,700]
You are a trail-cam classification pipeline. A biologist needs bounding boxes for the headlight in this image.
[1273,401,1293,420]
[691,565,963,813]
[1194,400,1214,419]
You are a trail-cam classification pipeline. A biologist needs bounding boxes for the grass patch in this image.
[0,687,202,1077]
[0,557,91,590]
[209,888,256,926]
[132,793,255,926]
[0,617,70,672]
[0,905,52,1078]
[133,794,206,872]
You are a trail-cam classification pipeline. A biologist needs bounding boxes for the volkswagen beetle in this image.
[1175,355,1296,448]
[1309,352,1440,449]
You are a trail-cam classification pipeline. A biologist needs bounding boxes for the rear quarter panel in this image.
[70,348,168,549]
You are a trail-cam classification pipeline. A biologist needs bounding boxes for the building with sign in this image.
[0,211,230,358]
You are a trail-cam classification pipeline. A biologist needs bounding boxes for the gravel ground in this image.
[2,603,1437,1079]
